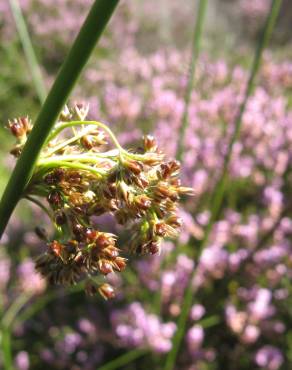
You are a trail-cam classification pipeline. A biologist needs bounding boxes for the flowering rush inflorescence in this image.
[7,103,193,299]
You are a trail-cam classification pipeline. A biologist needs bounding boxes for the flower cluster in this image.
[7,104,192,298]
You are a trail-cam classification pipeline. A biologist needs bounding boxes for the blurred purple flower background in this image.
[0,0,291,369]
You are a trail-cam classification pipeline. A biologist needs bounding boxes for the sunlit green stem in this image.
[9,0,47,104]
[36,160,106,177]
[47,121,124,153]
[0,0,120,239]
[176,0,208,161]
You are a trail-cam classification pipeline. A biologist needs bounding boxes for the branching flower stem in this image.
[0,0,120,239]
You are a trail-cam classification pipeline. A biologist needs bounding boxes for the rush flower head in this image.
[8,104,194,298]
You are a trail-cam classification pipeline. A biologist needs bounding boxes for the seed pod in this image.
[81,135,95,149]
[49,240,63,258]
[143,135,157,152]
[147,241,160,255]
[113,257,127,271]
[103,246,119,259]
[124,159,143,175]
[98,283,115,300]
[55,211,67,225]
[134,195,151,210]
[85,228,98,243]
[96,233,112,249]
[98,259,113,275]
[47,190,63,207]
[154,221,168,237]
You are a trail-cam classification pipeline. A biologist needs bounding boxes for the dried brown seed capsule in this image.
[134,195,151,210]
[103,246,119,259]
[98,283,115,300]
[49,240,63,257]
[85,228,98,243]
[80,135,95,149]
[72,223,85,241]
[166,215,183,228]
[160,160,181,178]
[154,222,168,237]
[47,190,63,207]
[147,241,160,255]
[124,159,143,175]
[65,240,78,254]
[96,234,112,249]
[113,257,127,271]
[9,120,24,137]
[55,211,67,225]
[143,135,157,152]
[98,259,113,275]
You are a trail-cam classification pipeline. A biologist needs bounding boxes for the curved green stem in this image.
[39,154,117,164]
[47,121,124,153]
[9,0,47,104]
[176,0,208,162]
[25,195,54,222]
[97,349,147,370]
[36,161,106,177]
[0,0,120,239]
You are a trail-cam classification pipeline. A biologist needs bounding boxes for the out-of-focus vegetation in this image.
[0,1,291,369]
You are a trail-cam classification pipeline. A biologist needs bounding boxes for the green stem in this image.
[25,195,54,221]
[9,0,47,104]
[36,161,106,177]
[39,154,117,164]
[164,2,282,369]
[0,327,14,370]
[97,349,147,370]
[0,0,120,239]
[2,292,33,330]
[47,121,123,151]
[176,0,208,162]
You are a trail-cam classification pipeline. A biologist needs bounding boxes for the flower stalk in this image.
[0,0,120,239]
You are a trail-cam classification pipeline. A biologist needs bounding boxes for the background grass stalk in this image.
[204,0,283,238]
[0,0,120,239]
[176,0,208,162]
[9,0,47,104]
[164,1,282,369]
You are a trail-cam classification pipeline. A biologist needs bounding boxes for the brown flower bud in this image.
[96,233,112,249]
[113,257,127,271]
[154,221,168,237]
[98,259,113,275]
[85,228,98,243]
[103,246,119,259]
[47,190,63,207]
[98,283,115,300]
[143,135,157,152]
[124,159,143,175]
[134,195,151,210]
[55,211,67,225]
[49,240,63,258]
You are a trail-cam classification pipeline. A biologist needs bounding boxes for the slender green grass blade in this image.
[176,0,208,162]
[9,0,47,104]
[0,0,120,239]
[97,349,147,370]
